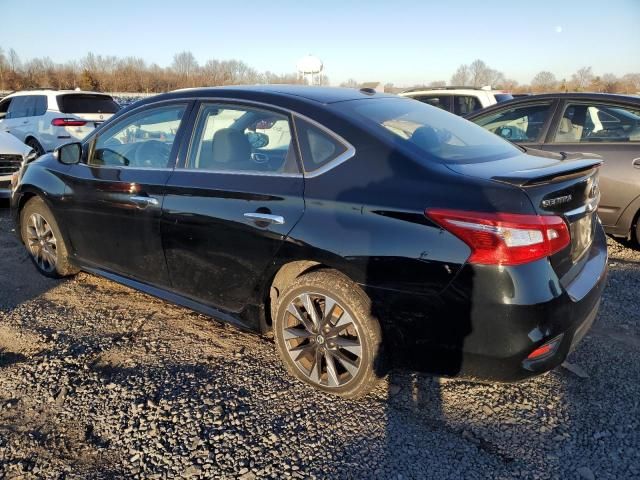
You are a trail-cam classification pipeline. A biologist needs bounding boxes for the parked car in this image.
[400,86,513,116]
[0,131,34,198]
[466,93,640,243]
[0,89,120,156]
[12,86,607,397]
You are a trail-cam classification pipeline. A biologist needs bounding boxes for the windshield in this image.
[345,97,521,163]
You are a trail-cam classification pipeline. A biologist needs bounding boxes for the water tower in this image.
[297,55,323,86]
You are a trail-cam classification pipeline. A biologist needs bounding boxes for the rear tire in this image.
[25,138,45,157]
[20,197,79,278]
[273,269,383,398]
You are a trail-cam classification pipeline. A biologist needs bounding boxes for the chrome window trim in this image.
[173,167,302,178]
[84,95,356,178]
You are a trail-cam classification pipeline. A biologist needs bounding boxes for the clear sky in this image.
[1,0,639,86]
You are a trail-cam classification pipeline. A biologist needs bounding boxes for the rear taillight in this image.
[51,118,87,127]
[426,209,570,266]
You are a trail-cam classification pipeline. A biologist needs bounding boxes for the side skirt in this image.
[82,266,256,333]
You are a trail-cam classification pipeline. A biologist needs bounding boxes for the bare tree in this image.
[172,51,198,80]
[339,78,359,88]
[428,80,446,87]
[622,73,640,93]
[601,73,621,93]
[531,71,557,92]
[570,66,593,91]
[450,65,469,85]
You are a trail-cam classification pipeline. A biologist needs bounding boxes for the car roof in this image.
[4,89,112,98]
[400,88,502,96]
[465,92,640,119]
[165,85,395,104]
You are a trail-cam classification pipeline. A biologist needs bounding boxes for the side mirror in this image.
[499,127,513,139]
[54,142,82,165]
[246,131,270,149]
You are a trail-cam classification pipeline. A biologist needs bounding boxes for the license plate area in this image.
[570,213,594,262]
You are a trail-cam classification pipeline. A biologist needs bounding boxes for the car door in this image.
[161,101,305,317]
[471,100,559,149]
[538,100,640,229]
[62,101,193,287]
[0,97,13,130]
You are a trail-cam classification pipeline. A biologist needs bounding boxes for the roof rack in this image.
[402,85,493,93]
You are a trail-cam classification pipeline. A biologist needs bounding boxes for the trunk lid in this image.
[446,149,602,277]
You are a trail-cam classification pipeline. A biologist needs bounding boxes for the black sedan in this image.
[466,93,640,244]
[12,86,607,397]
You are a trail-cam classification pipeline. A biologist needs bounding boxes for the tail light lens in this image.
[51,118,87,127]
[426,209,570,266]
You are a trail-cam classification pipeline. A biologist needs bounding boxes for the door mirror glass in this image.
[56,142,82,165]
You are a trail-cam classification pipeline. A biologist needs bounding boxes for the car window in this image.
[413,95,452,112]
[553,103,640,143]
[493,93,514,103]
[0,98,11,120]
[186,103,299,174]
[57,94,120,114]
[294,118,350,173]
[90,104,186,168]
[345,97,521,164]
[473,102,554,142]
[454,95,482,115]
[6,96,33,119]
[33,95,47,116]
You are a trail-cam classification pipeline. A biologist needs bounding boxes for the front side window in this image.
[90,104,186,168]
[186,104,298,174]
[473,102,554,142]
[0,99,11,119]
[345,97,521,164]
[6,96,32,119]
[454,95,482,115]
[553,103,640,143]
[413,95,452,112]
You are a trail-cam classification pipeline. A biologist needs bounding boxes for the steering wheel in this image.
[133,140,171,168]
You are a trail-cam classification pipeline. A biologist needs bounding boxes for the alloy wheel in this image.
[282,292,363,388]
[26,213,57,273]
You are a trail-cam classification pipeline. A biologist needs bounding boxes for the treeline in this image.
[0,48,315,93]
[343,60,640,94]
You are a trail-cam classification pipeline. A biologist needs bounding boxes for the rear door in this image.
[161,101,305,316]
[538,100,640,229]
[62,101,192,287]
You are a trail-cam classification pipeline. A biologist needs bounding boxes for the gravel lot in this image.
[0,205,639,479]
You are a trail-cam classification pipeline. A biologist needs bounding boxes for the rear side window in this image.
[473,102,554,142]
[57,94,120,114]
[294,118,350,173]
[454,95,482,115]
[553,103,640,143]
[33,95,47,116]
[413,95,452,112]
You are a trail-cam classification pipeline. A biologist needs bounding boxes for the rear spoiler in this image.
[492,155,602,187]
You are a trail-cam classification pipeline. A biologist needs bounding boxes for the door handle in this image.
[130,195,159,207]
[633,158,640,169]
[243,212,285,225]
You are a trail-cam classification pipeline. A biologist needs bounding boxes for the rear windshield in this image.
[494,93,514,103]
[344,97,521,164]
[57,94,120,114]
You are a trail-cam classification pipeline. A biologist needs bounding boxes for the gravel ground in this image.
[0,206,639,479]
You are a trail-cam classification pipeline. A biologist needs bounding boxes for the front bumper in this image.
[369,224,608,382]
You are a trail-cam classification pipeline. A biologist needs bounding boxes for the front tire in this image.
[20,197,78,278]
[273,270,383,398]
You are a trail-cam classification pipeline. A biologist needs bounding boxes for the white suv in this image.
[399,86,513,116]
[0,89,120,155]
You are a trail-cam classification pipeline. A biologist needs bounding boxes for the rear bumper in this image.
[367,224,608,382]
